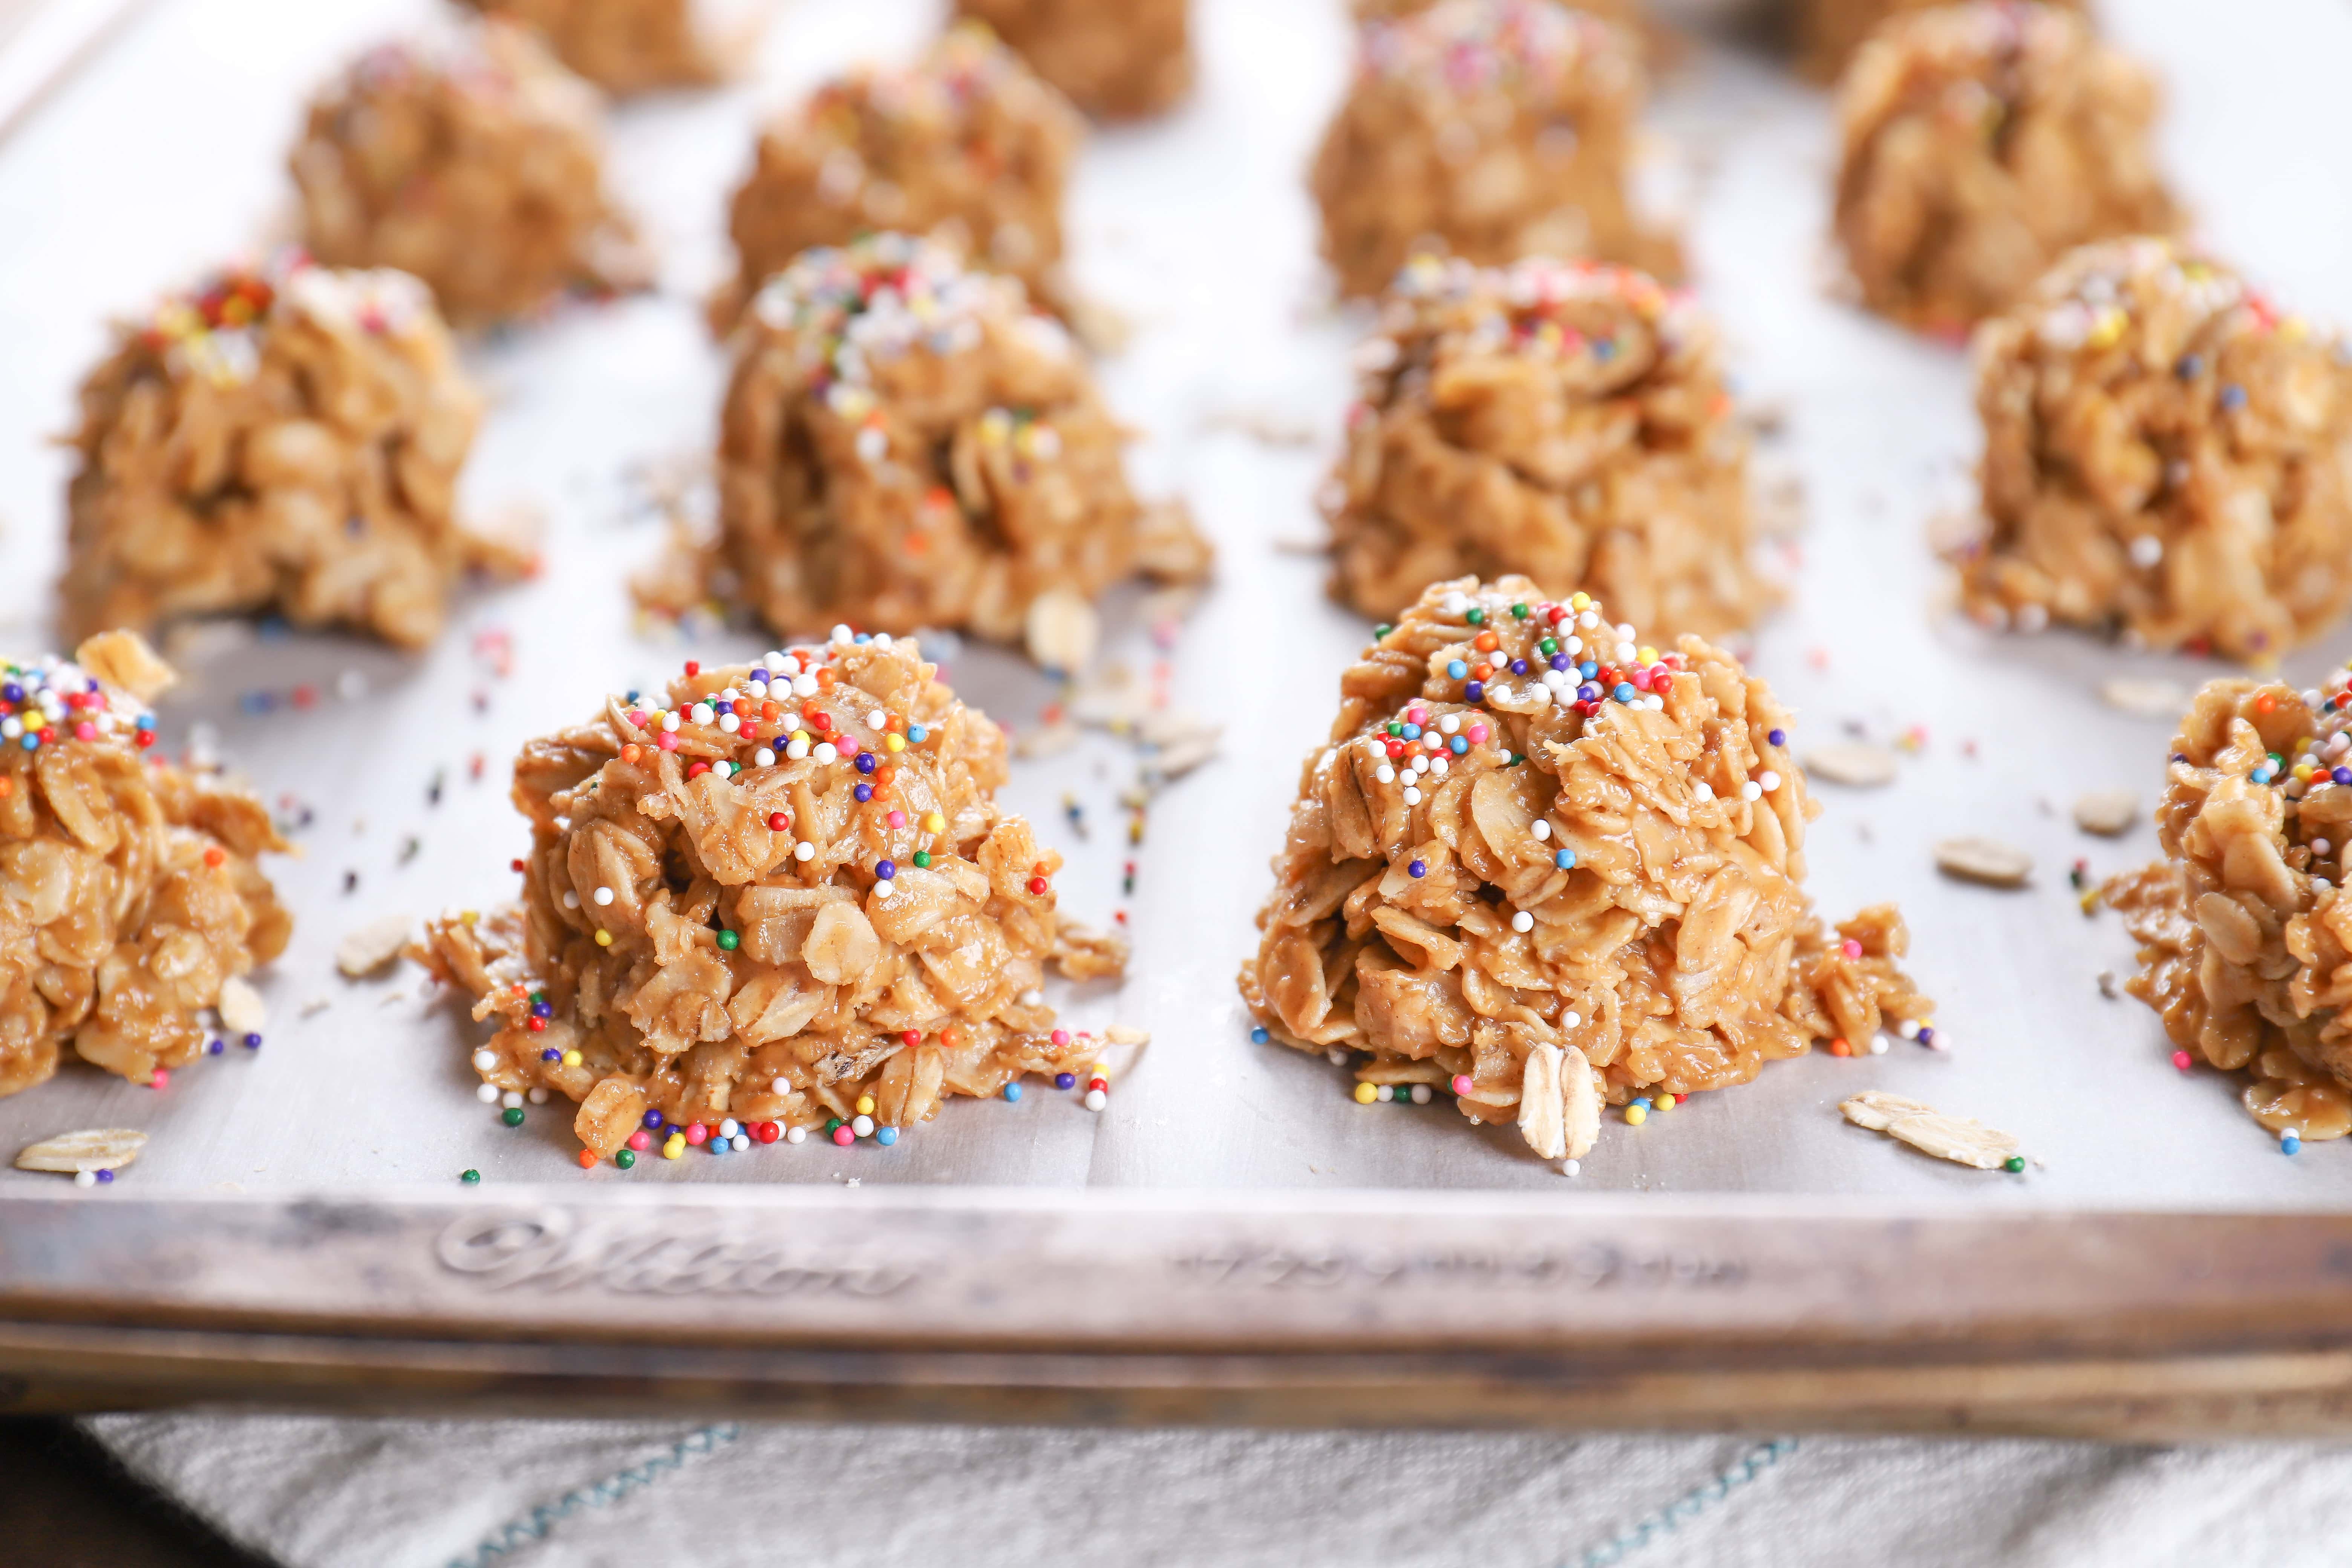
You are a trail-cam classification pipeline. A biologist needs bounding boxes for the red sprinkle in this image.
[576,1149,598,1169]
[755,1121,781,1144]
[684,661,700,677]
[202,846,226,869]
[1026,876,1049,895]
[767,812,790,831]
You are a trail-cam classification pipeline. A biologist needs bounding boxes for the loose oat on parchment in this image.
[1239,575,1932,1166]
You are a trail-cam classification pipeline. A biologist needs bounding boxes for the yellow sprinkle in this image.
[1637,646,1657,665]
[1624,1104,1648,1126]
[662,1136,684,1159]
[1570,592,1591,610]
[885,734,905,752]
[2079,887,2103,916]
[1657,1093,1676,1111]
[594,929,612,947]
[562,1050,582,1067]
[1353,1082,1378,1104]
[855,1095,876,1116]
[1090,1061,1107,1074]
[2086,308,2127,349]
[459,910,479,926]
[923,812,945,832]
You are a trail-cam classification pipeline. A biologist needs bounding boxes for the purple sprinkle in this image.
[205,1038,224,1056]
[853,783,873,802]
[1768,728,1787,746]
[1509,659,1528,676]
[1548,654,1571,672]
[875,859,896,880]
[1407,859,1427,878]
[1464,680,1484,702]
[541,1047,561,1062]
[242,1032,262,1050]
[642,1109,665,1128]
[1917,1027,1936,1046]
[1055,1072,1076,1089]
[2334,767,2352,787]
[95,1169,114,1184]
[855,752,878,775]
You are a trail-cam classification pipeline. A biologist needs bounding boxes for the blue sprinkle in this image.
[240,691,274,714]
[257,617,291,641]
[541,1047,560,1062]
[1579,661,1599,680]
[907,724,927,743]
[876,1126,900,1146]
[18,735,36,752]
[1446,660,1468,680]
[242,1033,262,1050]
[1408,859,1427,878]
[1003,1083,1023,1101]
[1612,683,1637,703]
[708,1134,730,1155]
[1594,338,1616,361]
[2175,353,2203,380]
[853,632,872,644]
[2219,383,2247,412]
[1401,723,1422,740]
[1631,1096,1652,1110]
[1448,735,1468,755]
[1768,728,1786,746]
[1249,1026,1269,1045]
[1056,1072,1078,1088]
[2283,1133,2302,1156]
[1577,683,1600,703]
[1554,848,1576,870]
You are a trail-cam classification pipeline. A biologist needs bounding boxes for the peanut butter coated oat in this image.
[713,23,1080,331]
[292,21,646,325]
[416,637,1124,1151]
[1798,0,2084,83]
[2109,671,2352,1142]
[0,634,291,1101]
[1312,0,1674,302]
[457,0,761,96]
[1833,3,2176,333]
[62,256,524,651]
[698,234,1207,656]
[1239,576,1930,1164]
[952,0,1191,121]
[1957,238,2352,661]
[1326,254,1766,635]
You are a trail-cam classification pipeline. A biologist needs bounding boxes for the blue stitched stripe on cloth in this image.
[446,1423,743,1568]
[1571,1437,1800,1568]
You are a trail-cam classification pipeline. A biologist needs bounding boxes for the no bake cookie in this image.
[1832,2,2176,333]
[456,0,762,96]
[292,20,646,325]
[714,22,1080,331]
[952,0,1191,121]
[1326,253,1766,635]
[700,233,1206,662]
[1956,238,2352,661]
[2109,669,2352,1142]
[417,636,1125,1157]
[0,634,291,1100]
[1312,0,1674,302]
[62,255,524,651]
[1239,576,1929,1164]
[1798,0,2084,83]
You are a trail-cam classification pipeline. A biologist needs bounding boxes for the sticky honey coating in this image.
[1957,238,2352,662]
[416,637,1126,1153]
[62,256,526,651]
[1832,2,2176,333]
[712,23,1082,332]
[0,634,291,1100]
[456,0,755,96]
[952,0,1191,121]
[1239,576,1929,1163]
[701,233,1207,651]
[1798,0,2086,84]
[291,20,645,326]
[1311,0,1676,303]
[1326,253,1767,637]
[2108,672,2352,1142]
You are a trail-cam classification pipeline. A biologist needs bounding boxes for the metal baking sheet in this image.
[5,0,2352,1209]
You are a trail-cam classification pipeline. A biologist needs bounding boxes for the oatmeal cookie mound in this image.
[456,0,761,96]
[1326,254,1766,635]
[0,633,291,1100]
[714,23,1081,330]
[417,636,1125,1156]
[62,254,524,650]
[1239,576,1929,1164]
[1798,0,2084,83]
[291,20,646,325]
[952,0,1191,121]
[2107,670,2352,1142]
[1311,0,1675,302]
[1833,3,2176,333]
[705,233,1207,656]
[1957,239,2352,661]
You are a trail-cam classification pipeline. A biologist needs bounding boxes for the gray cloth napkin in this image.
[84,1415,2352,1568]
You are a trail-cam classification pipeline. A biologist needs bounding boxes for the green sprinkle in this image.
[1387,721,1403,737]
[913,851,932,868]
[827,1117,842,1132]
[1510,603,1529,619]
[717,929,740,951]
[1373,623,1392,640]
[460,1169,481,1184]
[615,1149,636,1170]
[1465,607,1486,626]
[1539,638,1558,655]
[501,1107,524,1127]
[1509,753,1526,766]
[2003,1155,2026,1173]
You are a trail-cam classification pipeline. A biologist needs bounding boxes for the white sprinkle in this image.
[792,674,818,697]
[851,1114,875,1136]
[719,1118,740,1139]
[718,714,741,733]
[795,841,816,862]
[1532,820,1551,840]
[1577,611,1599,629]
[772,1075,793,1095]
[764,652,788,672]
[815,743,838,764]
[74,1170,96,1189]
[1898,1020,1920,1040]
[1742,781,1763,801]
[1564,636,1583,655]
[692,703,715,725]
[1560,1159,1580,1177]
[1410,1084,1432,1104]
[1376,1084,1394,1102]
[831,625,854,645]
[1868,1036,1888,1055]
[1562,1011,1581,1028]
[1644,696,1664,711]
[593,887,615,907]
[1439,714,1461,735]
[873,879,895,899]
[786,739,810,761]
[786,1124,808,1144]
[755,748,776,768]
[1442,591,1469,614]
[472,1048,498,1071]
[1084,1088,1108,1111]
[1616,643,1638,663]
[1510,911,1534,933]
[718,688,739,703]
[2128,535,2164,568]
[501,1090,524,1109]
[1429,757,1449,776]
[1758,770,1781,791]
[1692,781,1714,801]
[731,1133,750,1151]
[528,1087,550,1104]
[662,712,681,733]
[1403,786,1423,805]
[476,1083,499,1103]
[872,633,893,650]
[867,709,887,727]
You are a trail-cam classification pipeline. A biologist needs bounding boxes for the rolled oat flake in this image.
[2071,789,2137,836]
[16,1128,147,1174]
[1934,835,2032,887]
[1804,742,1899,788]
